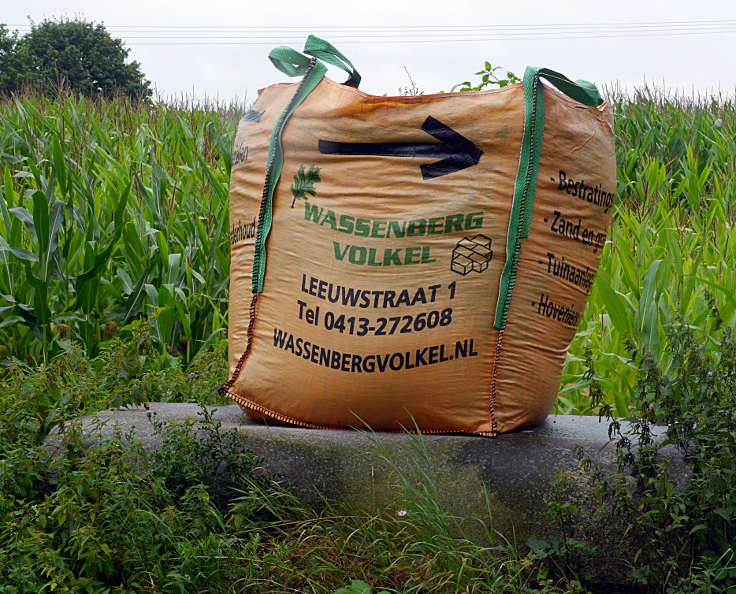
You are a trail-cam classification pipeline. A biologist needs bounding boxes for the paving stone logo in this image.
[450,235,493,275]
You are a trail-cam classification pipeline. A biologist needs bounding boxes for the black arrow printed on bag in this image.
[318,116,483,180]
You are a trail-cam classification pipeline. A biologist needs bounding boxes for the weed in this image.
[577,313,736,590]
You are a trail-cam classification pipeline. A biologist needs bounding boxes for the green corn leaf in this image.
[120,259,156,325]
[32,191,50,263]
[9,206,34,229]
[51,135,67,194]
[73,183,130,313]
[0,234,38,262]
[595,273,631,336]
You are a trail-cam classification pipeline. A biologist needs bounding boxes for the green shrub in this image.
[579,312,736,590]
[0,407,297,592]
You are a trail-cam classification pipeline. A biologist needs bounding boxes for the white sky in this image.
[6,0,736,103]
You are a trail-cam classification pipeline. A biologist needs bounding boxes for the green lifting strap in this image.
[268,46,315,77]
[493,66,604,330]
[252,50,327,293]
[303,34,362,88]
[253,36,360,292]
[536,68,603,108]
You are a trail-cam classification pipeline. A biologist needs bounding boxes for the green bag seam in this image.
[252,58,326,293]
[493,66,603,329]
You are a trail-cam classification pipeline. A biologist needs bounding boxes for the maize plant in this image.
[0,94,240,365]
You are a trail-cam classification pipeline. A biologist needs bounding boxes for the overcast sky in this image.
[5,0,736,103]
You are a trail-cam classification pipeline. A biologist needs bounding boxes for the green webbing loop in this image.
[493,67,604,329]
[303,34,361,88]
[269,36,361,87]
[533,67,603,107]
[268,46,315,77]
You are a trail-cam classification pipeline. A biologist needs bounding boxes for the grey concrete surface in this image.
[46,402,686,587]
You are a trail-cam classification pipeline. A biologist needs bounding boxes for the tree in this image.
[1,19,151,98]
[0,25,32,94]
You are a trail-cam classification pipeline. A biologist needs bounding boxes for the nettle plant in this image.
[581,303,736,589]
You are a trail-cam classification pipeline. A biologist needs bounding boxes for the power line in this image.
[6,20,736,38]
[10,23,736,36]
[5,19,735,45]
[6,18,736,30]
[8,28,736,38]
[94,30,736,40]
[100,29,736,45]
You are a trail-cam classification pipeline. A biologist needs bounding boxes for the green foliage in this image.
[0,26,32,95]
[333,580,389,594]
[452,61,520,92]
[525,499,595,587]
[1,19,151,98]
[0,321,227,451]
[3,79,733,405]
[0,93,238,365]
[0,408,298,592]
[0,330,583,592]
[578,314,736,590]
[558,90,736,418]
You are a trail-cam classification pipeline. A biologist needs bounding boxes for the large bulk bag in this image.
[222,36,615,436]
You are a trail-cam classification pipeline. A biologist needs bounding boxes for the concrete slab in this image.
[46,402,685,587]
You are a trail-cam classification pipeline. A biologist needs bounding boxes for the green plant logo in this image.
[291,164,321,208]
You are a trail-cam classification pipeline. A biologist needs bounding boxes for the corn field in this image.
[559,89,736,414]
[0,95,239,365]
[0,89,733,413]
